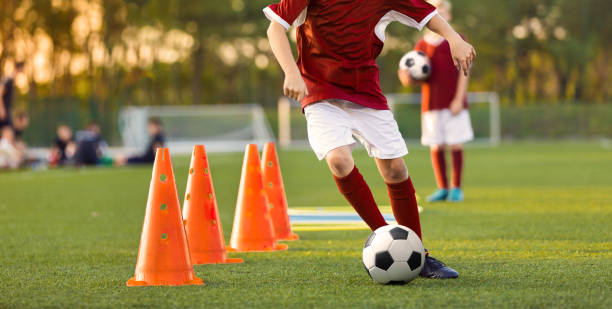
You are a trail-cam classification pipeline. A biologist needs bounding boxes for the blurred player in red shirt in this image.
[399,0,473,203]
[265,0,475,278]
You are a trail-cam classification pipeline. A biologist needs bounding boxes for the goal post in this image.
[277,92,501,148]
[118,104,275,154]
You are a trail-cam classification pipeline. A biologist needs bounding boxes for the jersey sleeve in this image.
[263,0,310,30]
[390,0,438,30]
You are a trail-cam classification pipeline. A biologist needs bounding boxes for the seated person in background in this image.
[73,122,107,166]
[116,118,165,165]
[0,126,24,169]
[49,124,76,166]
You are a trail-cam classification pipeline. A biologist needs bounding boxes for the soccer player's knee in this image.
[326,152,354,177]
[450,144,463,151]
[384,161,409,183]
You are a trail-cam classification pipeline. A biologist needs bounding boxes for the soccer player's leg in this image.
[374,157,458,279]
[421,110,450,202]
[428,144,449,202]
[445,110,474,202]
[374,157,421,239]
[304,101,386,231]
[448,144,464,202]
[327,146,387,230]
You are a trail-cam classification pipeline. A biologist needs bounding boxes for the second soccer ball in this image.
[399,51,431,81]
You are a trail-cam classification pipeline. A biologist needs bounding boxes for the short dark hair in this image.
[148,117,162,126]
[15,61,25,70]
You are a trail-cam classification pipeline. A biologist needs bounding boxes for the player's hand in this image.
[284,71,308,101]
[449,98,463,116]
[448,36,475,76]
[398,69,422,87]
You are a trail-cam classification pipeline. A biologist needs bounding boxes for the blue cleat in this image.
[448,187,464,202]
[420,252,459,279]
[426,189,448,202]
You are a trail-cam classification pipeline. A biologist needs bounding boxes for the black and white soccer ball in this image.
[399,51,431,81]
[362,224,425,284]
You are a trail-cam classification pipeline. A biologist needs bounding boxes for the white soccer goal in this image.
[119,104,275,154]
[277,92,501,148]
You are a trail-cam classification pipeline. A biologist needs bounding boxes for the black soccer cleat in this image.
[419,252,459,279]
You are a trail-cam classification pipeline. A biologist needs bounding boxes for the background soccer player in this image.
[399,0,474,202]
[265,0,475,278]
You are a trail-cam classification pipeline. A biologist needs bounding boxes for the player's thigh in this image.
[444,110,474,145]
[421,110,446,146]
[304,101,355,161]
[350,106,408,159]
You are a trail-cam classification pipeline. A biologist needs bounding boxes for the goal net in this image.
[119,104,275,154]
[277,92,500,148]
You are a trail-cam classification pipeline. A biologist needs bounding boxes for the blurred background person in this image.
[0,61,25,129]
[115,117,165,166]
[73,122,108,166]
[0,126,24,169]
[399,0,473,203]
[49,124,76,167]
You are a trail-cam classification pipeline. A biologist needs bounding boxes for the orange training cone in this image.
[127,148,203,286]
[228,144,288,252]
[261,142,299,241]
[183,145,243,264]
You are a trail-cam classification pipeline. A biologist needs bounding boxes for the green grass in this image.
[1,142,610,308]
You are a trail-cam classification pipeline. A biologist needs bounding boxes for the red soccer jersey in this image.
[264,0,437,110]
[415,36,468,112]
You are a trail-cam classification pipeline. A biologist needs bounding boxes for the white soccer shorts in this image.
[421,109,474,146]
[304,100,408,160]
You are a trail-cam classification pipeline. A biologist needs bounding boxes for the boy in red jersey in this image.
[399,0,473,203]
[265,0,475,278]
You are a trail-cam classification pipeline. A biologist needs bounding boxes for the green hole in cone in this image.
[268,182,273,188]
[160,174,167,182]
[161,233,168,240]
[189,168,194,174]
[160,204,167,210]
[204,168,209,174]
[208,193,213,199]
[268,161,273,167]
[186,194,191,200]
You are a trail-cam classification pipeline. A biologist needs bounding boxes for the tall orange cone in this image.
[261,142,299,241]
[183,145,243,264]
[127,148,203,286]
[228,144,288,252]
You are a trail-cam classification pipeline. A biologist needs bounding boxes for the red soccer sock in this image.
[451,149,463,188]
[386,178,422,239]
[430,148,448,189]
[334,166,387,231]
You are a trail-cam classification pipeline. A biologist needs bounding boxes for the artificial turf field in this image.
[0,142,610,308]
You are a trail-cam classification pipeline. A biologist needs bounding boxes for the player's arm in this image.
[425,15,475,76]
[267,21,308,101]
[450,71,468,115]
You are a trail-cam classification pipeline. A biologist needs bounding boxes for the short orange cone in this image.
[261,142,299,241]
[127,148,203,286]
[183,145,243,264]
[229,144,288,252]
